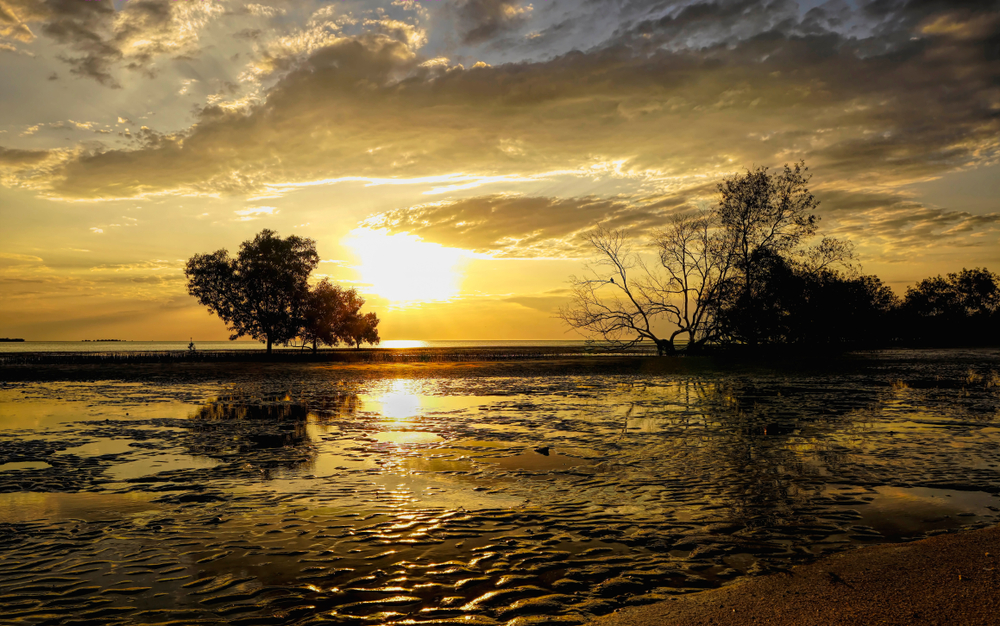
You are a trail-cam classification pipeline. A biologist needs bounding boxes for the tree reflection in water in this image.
[186,392,361,472]
[611,377,879,536]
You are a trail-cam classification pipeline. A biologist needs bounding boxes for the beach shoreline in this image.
[590,523,1000,626]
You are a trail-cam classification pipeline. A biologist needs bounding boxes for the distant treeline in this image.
[726,264,1000,349]
[0,338,24,342]
[0,345,652,368]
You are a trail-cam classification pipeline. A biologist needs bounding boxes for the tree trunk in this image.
[655,338,675,356]
[312,339,318,353]
[266,335,272,354]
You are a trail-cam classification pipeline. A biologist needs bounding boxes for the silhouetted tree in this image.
[343,306,380,349]
[300,279,349,352]
[902,268,1000,345]
[561,162,857,353]
[713,162,856,345]
[298,279,380,351]
[185,229,319,353]
[560,226,678,355]
[721,256,898,346]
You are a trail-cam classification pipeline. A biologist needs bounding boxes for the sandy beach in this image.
[591,523,1000,626]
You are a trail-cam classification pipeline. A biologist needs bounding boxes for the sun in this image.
[344,228,469,304]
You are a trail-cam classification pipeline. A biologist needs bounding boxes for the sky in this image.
[0,0,998,341]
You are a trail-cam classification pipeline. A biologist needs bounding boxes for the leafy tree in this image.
[561,162,858,353]
[298,279,381,351]
[713,161,856,345]
[902,268,1000,345]
[344,311,381,349]
[185,229,319,353]
[300,279,349,352]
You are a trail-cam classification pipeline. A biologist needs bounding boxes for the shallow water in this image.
[0,349,998,624]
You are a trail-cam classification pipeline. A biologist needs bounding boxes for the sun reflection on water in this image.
[362,379,423,421]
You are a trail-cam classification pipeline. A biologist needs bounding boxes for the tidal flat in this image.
[0,349,998,625]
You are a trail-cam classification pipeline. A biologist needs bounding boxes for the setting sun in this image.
[345,228,470,305]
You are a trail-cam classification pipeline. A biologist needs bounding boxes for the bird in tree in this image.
[185,229,319,354]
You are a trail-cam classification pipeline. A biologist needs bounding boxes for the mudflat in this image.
[591,523,1000,626]
[1,350,998,623]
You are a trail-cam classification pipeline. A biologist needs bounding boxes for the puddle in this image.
[61,438,137,456]
[0,491,161,523]
[105,453,222,480]
[843,486,1000,539]
[0,461,51,471]
[489,449,597,471]
[371,431,445,445]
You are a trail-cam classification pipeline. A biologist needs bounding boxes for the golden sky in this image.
[1,0,998,340]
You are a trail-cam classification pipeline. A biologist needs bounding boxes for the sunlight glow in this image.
[379,340,428,349]
[345,228,468,304]
[364,380,422,421]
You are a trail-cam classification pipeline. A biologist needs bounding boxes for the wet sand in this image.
[1,350,998,623]
[591,523,1000,626]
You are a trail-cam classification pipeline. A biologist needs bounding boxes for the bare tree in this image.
[560,227,672,354]
[653,210,735,350]
[561,162,861,353]
[560,217,730,354]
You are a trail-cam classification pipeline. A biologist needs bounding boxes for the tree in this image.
[298,280,381,351]
[560,162,859,352]
[902,268,1000,345]
[344,311,381,349]
[300,279,349,352]
[185,229,319,354]
[559,226,678,355]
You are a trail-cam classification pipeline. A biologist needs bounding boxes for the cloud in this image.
[363,194,670,258]
[234,205,278,221]
[244,3,286,19]
[456,0,533,45]
[811,186,1000,262]
[0,252,44,268]
[1,0,224,87]
[0,1,995,224]
[89,259,182,272]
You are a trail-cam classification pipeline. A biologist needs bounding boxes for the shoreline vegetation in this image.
[562,164,1000,354]
[2,342,998,367]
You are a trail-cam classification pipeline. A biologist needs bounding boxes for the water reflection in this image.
[3,352,1000,624]
[186,395,313,469]
[363,380,422,421]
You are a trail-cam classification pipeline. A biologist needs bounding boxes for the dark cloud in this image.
[1,0,222,86]
[816,187,1000,263]
[0,146,49,167]
[0,0,996,217]
[457,0,533,45]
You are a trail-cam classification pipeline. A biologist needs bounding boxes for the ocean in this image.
[0,339,596,352]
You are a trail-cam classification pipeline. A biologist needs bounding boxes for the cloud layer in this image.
[0,0,995,209]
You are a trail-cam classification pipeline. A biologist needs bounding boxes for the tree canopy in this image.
[901,268,1000,345]
[560,162,878,353]
[185,229,380,353]
[299,279,381,351]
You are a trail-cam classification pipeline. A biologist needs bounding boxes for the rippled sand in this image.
[0,349,998,624]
